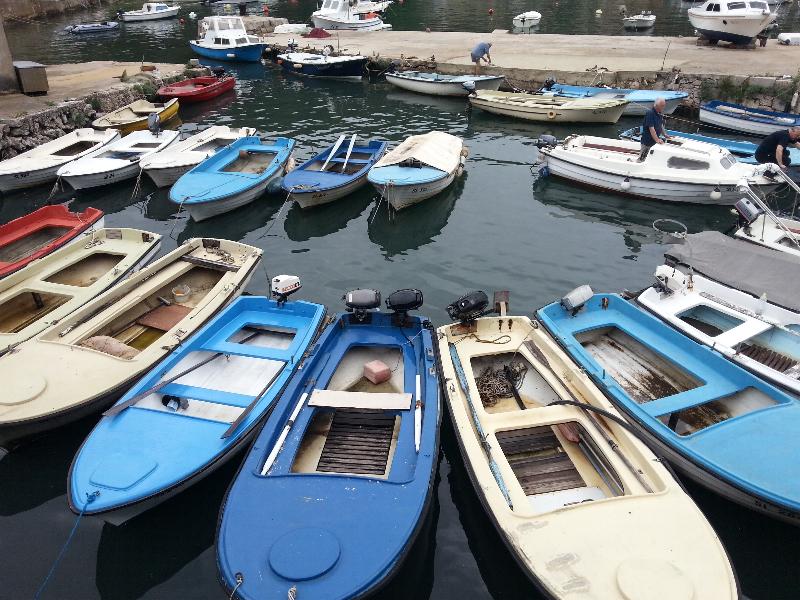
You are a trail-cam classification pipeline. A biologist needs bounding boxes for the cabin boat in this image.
[217,288,440,599]
[539,82,686,117]
[283,136,387,209]
[535,135,781,204]
[140,125,256,187]
[622,11,656,29]
[538,290,800,524]
[190,16,267,62]
[312,0,390,30]
[0,206,104,279]
[512,11,541,28]
[157,75,236,103]
[638,231,800,396]
[700,100,800,136]
[119,3,180,22]
[0,238,261,449]
[0,128,120,192]
[91,98,179,135]
[275,51,368,80]
[386,71,504,97]
[351,0,392,13]
[57,129,180,191]
[69,292,326,524]
[438,294,738,599]
[0,228,161,356]
[368,131,466,211]
[169,136,295,222]
[469,91,628,123]
[688,0,774,45]
[64,22,119,34]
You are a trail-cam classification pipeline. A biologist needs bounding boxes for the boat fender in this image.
[267,177,284,194]
[710,186,722,201]
[621,176,631,191]
[547,110,557,119]
[460,146,469,158]
[161,394,189,411]
[323,44,335,56]
[293,63,303,69]
[539,165,550,177]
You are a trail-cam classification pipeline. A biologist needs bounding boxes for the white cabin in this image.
[196,16,261,47]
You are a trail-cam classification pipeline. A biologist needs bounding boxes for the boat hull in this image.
[184,169,283,221]
[120,7,180,21]
[386,73,503,97]
[277,56,367,79]
[144,163,192,187]
[371,170,457,211]
[61,162,142,190]
[189,41,266,62]
[700,106,789,136]
[158,76,236,103]
[0,163,63,192]
[292,172,370,208]
[471,97,626,123]
[311,14,385,30]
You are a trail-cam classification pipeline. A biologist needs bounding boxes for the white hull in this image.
[386,75,503,97]
[623,16,656,29]
[512,17,541,28]
[144,163,191,188]
[621,97,682,116]
[292,173,369,209]
[689,12,774,44]
[471,96,626,123]
[734,213,800,258]
[372,170,457,211]
[61,162,143,190]
[186,170,283,221]
[120,7,180,21]
[0,164,63,192]
[699,106,785,136]
[311,14,385,30]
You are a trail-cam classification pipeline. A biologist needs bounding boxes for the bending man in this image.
[755,126,800,171]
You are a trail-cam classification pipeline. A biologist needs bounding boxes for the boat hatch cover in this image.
[90,452,158,490]
[268,527,341,580]
[2,374,47,405]
[616,558,694,600]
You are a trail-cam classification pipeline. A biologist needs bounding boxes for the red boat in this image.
[0,205,104,279]
[157,75,236,103]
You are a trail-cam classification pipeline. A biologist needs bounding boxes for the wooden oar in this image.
[220,367,284,439]
[260,392,308,475]
[414,374,422,452]
[319,135,346,172]
[340,134,357,173]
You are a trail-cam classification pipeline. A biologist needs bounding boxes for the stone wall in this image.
[240,16,288,36]
[1,0,105,21]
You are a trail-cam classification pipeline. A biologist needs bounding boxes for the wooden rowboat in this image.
[92,98,179,135]
[0,205,104,279]
[157,75,236,103]
[469,90,628,123]
[0,237,262,449]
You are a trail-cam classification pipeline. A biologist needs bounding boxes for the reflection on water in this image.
[284,190,373,242]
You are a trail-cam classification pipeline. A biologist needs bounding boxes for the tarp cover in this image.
[372,131,463,174]
[665,231,800,313]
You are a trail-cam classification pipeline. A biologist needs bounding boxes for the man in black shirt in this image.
[638,98,669,162]
[755,127,800,170]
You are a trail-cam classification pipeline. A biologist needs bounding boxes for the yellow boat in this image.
[92,98,180,135]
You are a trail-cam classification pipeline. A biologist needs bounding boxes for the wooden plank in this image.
[315,409,395,475]
[309,389,412,410]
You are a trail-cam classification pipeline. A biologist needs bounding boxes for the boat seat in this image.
[583,142,638,155]
[136,303,192,331]
[309,389,412,410]
[639,381,741,419]
[327,157,370,164]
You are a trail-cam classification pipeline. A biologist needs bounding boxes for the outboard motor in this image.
[734,197,764,226]
[344,289,381,323]
[534,134,558,149]
[446,290,491,323]
[286,38,299,53]
[560,285,594,316]
[461,80,477,96]
[542,78,556,90]
[212,66,226,78]
[271,275,301,307]
[147,113,161,137]
[386,288,423,326]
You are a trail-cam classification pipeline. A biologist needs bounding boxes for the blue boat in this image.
[538,290,800,524]
[68,293,326,525]
[217,289,441,599]
[189,16,267,62]
[700,100,800,136]
[169,136,295,222]
[539,80,687,116]
[274,51,369,80]
[282,136,387,209]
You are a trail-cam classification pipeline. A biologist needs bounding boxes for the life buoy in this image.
[547,110,557,119]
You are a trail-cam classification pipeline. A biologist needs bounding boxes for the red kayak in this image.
[0,205,104,279]
[157,76,236,103]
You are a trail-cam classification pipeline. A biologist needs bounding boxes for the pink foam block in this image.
[363,359,391,384]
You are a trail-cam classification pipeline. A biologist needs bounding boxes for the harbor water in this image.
[1,2,800,598]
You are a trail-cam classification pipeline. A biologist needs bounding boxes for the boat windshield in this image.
[727,1,747,8]
[719,154,735,169]
[749,0,768,8]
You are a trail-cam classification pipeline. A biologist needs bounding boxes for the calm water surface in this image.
[2,5,800,600]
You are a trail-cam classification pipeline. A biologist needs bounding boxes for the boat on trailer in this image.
[540,82,685,117]
[469,91,629,123]
[538,289,800,524]
[0,205,104,279]
[283,136,387,209]
[699,100,800,136]
[0,238,262,449]
[688,0,774,45]
[69,284,326,524]
[385,71,504,97]
[0,227,161,356]
[438,291,738,599]
[217,288,440,599]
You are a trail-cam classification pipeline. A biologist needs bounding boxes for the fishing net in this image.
[475,362,528,407]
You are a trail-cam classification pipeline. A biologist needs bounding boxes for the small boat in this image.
[700,100,800,136]
[190,16,267,62]
[438,291,739,598]
[312,0,390,30]
[367,131,466,211]
[119,2,180,22]
[469,90,628,123]
[69,287,326,524]
[169,136,295,222]
[622,11,656,30]
[64,21,119,34]
[157,74,236,103]
[385,71,504,97]
[0,205,104,279]
[778,32,800,45]
[283,136,387,209]
[57,129,181,191]
[217,288,440,599]
[0,129,120,193]
[539,81,686,116]
[91,98,180,135]
[140,125,256,187]
[0,227,161,355]
[638,231,800,395]
[688,0,774,45]
[512,10,542,28]
[734,209,800,257]
[535,135,781,204]
[275,51,368,80]
[0,237,262,449]
[538,288,800,524]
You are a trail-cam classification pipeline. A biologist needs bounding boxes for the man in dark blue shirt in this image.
[638,98,669,162]
[755,127,800,170]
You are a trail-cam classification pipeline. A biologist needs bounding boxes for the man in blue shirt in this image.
[471,42,492,75]
[639,98,669,162]
[755,127,800,171]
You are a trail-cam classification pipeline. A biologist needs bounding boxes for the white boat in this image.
[190,16,267,62]
[437,300,739,599]
[734,212,800,257]
[0,228,161,355]
[623,11,656,30]
[367,131,466,211]
[119,2,180,22]
[0,129,120,193]
[512,11,541,28]
[351,0,392,13]
[385,71,504,97]
[470,90,628,123]
[699,100,800,136]
[536,135,781,204]
[312,0,390,31]
[64,22,119,34]
[140,126,256,187]
[638,231,800,396]
[57,129,180,191]
[273,23,312,35]
[778,32,800,45]
[688,0,774,45]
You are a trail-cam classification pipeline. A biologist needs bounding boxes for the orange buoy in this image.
[263,4,269,14]
[179,17,185,24]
